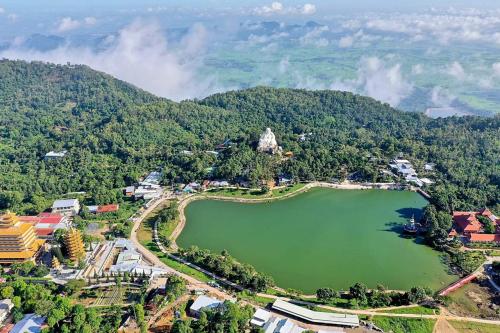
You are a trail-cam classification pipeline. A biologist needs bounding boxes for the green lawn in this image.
[449,321,500,333]
[237,290,275,307]
[370,316,436,333]
[376,305,440,315]
[139,239,211,283]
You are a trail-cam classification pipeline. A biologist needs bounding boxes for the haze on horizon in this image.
[0,0,499,116]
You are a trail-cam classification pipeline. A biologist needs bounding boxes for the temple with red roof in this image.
[450,208,500,243]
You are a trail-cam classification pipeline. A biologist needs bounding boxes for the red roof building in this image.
[452,212,483,234]
[468,233,500,243]
[18,213,68,239]
[97,204,119,213]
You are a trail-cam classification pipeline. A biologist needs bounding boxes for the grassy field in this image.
[449,321,500,333]
[369,316,436,333]
[139,235,211,283]
[376,305,440,315]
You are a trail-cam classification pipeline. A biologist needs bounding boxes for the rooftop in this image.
[271,299,359,327]
[190,295,223,313]
[52,199,79,209]
[468,233,500,243]
[10,313,46,333]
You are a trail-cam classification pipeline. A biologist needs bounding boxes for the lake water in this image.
[177,188,457,293]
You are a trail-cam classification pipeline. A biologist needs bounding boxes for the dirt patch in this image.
[446,280,500,320]
[433,319,459,333]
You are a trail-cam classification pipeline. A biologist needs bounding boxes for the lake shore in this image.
[170,181,403,249]
[172,186,451,292]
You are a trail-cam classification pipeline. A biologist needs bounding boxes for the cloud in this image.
[56,16,97,32]
[350,8,500,45]
[7,13,18,22]
[430,86,455,107]
[279,56,290,74]
[446,61,466,80]
[1,20,224,101]
[0,7,4,14]
[299,25,329,47]
[253,2,317,16]
[330,57,413,107]
[339,35,354,48]
[493,63,500,76]
[411,64,424,75]
[254,2,283,15]
[301,4,316,15]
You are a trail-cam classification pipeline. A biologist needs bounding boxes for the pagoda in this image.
[65,228,85,262]
[0,211,45,264]
[51,256,61,270]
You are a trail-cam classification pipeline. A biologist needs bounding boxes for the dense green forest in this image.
[0,59,498,215]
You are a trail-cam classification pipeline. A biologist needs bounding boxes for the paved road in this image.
[129,195,235,302]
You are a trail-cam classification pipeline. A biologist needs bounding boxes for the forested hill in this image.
[0,60,498,214]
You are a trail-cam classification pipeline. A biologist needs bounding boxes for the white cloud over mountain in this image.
[1,20,224,101]
[301,57,413,107]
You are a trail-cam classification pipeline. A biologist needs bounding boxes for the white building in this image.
[11,313,46,333]
[44,150,67,159]
[389,158,431,188]
[109,239,168,278]
[52,198,80,216]
[250,308,272,327]
[189,295,224,317]
[140,171,162,187]
[263,318,305,333]
[271,299,359,328]
[0,299,13,323]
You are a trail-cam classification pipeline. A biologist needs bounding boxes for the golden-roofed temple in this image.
[65,228,85,262]
[0,211,45,264]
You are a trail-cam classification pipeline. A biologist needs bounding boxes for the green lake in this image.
[177,188,457,293]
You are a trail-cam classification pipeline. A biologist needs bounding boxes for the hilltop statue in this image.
[258,128,282,154]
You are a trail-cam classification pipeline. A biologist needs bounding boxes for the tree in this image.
[64,279,86,295]
[316,288,338,302]
[407,286,427,304]
[171,319,193,333]
[1,286,14,299]
[478,215,496,234]
[349,283,368,305]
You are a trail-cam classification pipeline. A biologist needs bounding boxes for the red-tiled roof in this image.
[468,233,500,242]
[453,212,482,233]
[35,228,55,236]
[18,216,41,223]
[19,213,64,224]
[448,229,458,237]
[0,324,14,333]
[97,204,119,213]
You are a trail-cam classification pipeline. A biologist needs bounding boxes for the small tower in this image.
[51,256,61,270]
[65,228,85,262]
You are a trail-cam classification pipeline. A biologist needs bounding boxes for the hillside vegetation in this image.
[0,59,498,214]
